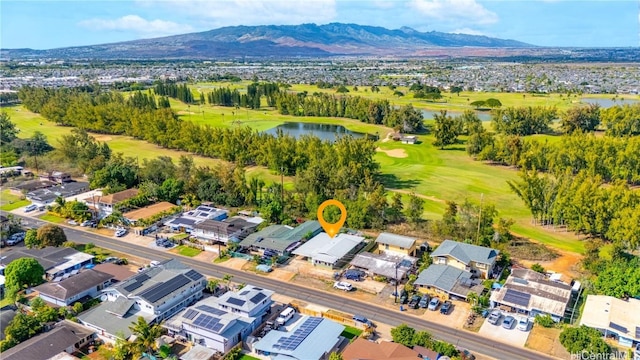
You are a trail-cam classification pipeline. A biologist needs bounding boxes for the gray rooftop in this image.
[415,264,483,298]
[78,300,155,340]
[33,269,113,301]
[0,308,16,341]
[217,284,274,313]
[349,252,416,280]
[240,220,322,253]
[253,316,344,360]
[292,233,364,265]
[0,247,94,272]
[375,233,417,249]
[1,320,94,360]
[180,345,216,360]
[26,181,89,202]
[430,240,499,265]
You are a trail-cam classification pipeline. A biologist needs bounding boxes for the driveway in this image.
[478,312,530,347]
[420,299,471,329]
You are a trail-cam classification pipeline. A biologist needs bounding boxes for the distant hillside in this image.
[1,23,534,60]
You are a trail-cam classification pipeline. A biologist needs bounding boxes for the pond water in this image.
[264,122,368,141]
[580,98,640,108]
[420,109,493,121]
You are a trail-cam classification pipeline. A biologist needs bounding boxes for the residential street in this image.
[1,211,560,360]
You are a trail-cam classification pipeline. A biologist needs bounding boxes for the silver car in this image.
[488,310,502,325]
[502,315,516,329]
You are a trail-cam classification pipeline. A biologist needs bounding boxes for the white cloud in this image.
[411,0,498,25]
[137,0,337,27]
[451,27,487,36]
[78,15,193,36]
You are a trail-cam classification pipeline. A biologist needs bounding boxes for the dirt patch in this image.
[269,268,296,281]
[376,147,408,158]
[192,250,218,263]
[525,326,570,359]
[91,135,113,141]
[507,237,559,262]
[217,257,248,270]
[177,111,196,115]
[518,250,584,280]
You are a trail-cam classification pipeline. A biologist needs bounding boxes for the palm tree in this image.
[129,316,163,357]
[206,279,219,294]
[222,274,233,290]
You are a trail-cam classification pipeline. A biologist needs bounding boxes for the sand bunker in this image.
[92,135,113,141]
[376,148,408,158]
[177,111,196,115]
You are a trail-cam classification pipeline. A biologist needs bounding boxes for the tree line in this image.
[153,81,194,104]
[205,82,279,108]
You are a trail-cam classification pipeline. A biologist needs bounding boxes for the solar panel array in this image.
[193,314,225,333]
[123,273,150,292]
[185,270,203,281]
[609,322,628,334]
[250,293,266,304]
[503,289,531,307]
[227,297,246,307]
[197,305,226,316]
[239,290,250,296]
[140,274,190,303]
[273,317,322,351]
[183,309,200,320]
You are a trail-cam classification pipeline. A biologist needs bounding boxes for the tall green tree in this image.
[561,104,600,133]
[0,112,18,146]
[36,224,68,248]
[4,258,45,300]
[432,110,459,149]
[129,317,163,357]
[390,324,415,347]
[405,192,425,225]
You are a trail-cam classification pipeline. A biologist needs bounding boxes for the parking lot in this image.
[478,311,531,347]
[418,299,471,329]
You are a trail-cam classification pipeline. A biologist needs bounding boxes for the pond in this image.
[580,98,639,108]
[421,109,493,121]
[264,122,369,141]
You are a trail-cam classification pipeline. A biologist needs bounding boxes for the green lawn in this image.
[0,190,22,205]
[0,199,31,211]
[341,325,363,339]
[238,355,261,360]
[39,213,66,223]
[172,245,203,257]
[0,297,14,308]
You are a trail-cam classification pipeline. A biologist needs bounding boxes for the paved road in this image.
[3,211,559,360]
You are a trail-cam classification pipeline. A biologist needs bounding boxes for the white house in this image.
[78,259,206,342]
[164,285,274,353]
[580,295,640,348]
[34,269,114,306]
[292,233,365,268]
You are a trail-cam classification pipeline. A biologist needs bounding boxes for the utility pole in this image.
[280,165,284,205]
[476,193,484,244]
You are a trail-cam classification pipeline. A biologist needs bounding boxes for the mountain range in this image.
[1,23,534,60]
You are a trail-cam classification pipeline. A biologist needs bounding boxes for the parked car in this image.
[409,295,421,309]
[352,315,373,327]
[345,269,365,281]
[399,289,408,304]
[487,310,502,325]
[6,232,26,246]
[115,228,127,237]
[333,281,353,291]
[440,300,452,314]
[517,317,530,331]
[427,297,440,311]
[150,260,161,267]
[24,204,37,212]
[80,220,92,227]
[502,315,516,329]
[460,349,476,360]
[68,220,78,226]
[419,294,431,308]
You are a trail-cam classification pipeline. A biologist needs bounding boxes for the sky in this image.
[1,0,638,49]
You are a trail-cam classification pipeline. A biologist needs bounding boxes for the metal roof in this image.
[292,233,364,265]
[375,232,417,249]
[430,239,499,265]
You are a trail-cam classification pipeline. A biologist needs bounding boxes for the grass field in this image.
[238,355,261,360]
[172,245,203,257]
[0,199,31,211]
[340,325,363,339]
[3,86,600,254]
[40,213,66,223]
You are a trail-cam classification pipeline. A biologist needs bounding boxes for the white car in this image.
[68,220,78,226]
[24,204,37,212]
[333,281,353,291]
[517,317,530,331]
[115,228,127,237]
[150,260,161,267]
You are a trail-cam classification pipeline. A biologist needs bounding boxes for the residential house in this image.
[84,188,138,219]
[349,252,417,281]
[26,182,90,207]
[33,269,114,306]
[39,171,72,184]
[8,179,57,196]
[342,338,421,360]
[240,220,322,256]
[412,346,440,360]
[292,232,365,268]
[0,307,16,341]
[252,316,345,360]
[580,295,640,348]
[0,247,94,281]
[78,259,206,342]
[414,264,484,300]
[430,240,499,279]
[192,217,258,244]
[164,285,274,353]
[401,135,417,144]
[93,263,135,283]
[123,201,179,235]
[179,345,216,360]
[164,205,229,233]
[490,269,572,322]
[1,320,95,360]
[375,232,418,257]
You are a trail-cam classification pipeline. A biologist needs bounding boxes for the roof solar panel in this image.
[250,293,267,304]
[140,274,190,303]
[185,270,203,281]
[197,305,226,316]
[609,322,628,334]
[240,290,249,296]
[227,297,246,306]
[183,309,199,320]
[503,289,531,307]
